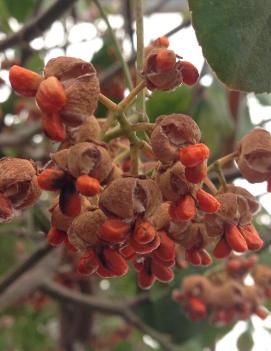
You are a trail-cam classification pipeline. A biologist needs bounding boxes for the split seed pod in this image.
[151,114,201,163]
[236,128,271,182]
[156,162,199,201]
[67,142,113,183]
[0,157,41,220]
[143,48,183,91]
[44,56,100,126]
[68,208,107,250]
[99,177,162,220]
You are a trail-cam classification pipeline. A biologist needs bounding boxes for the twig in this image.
[135,0,146,122]
[0,0,78,52]
[0,243,52,294]
[43,280,181,351]
[93,0,133,91]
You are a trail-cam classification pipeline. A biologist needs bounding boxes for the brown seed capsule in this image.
[99,177,162,220]
[156,162,197,201]
[60,74,100,125]
[44,57,100,126]
[0,157,40,211]
[68,208,107,249]
[151,202,171,231]
[51,149,70,172]
[67,142,112,183]
[74,115,101,142]
[236,128,271,183]
[150,114,201,163]
[51,204,74,233]
[224,184,259,215]
[143,48,183,91]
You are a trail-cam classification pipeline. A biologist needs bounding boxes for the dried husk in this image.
[99,177,162,220]
[168,220,191,239]
[60,74,100,125]
[212,281,245,307]
[205,192,252,237]
[17,176,41,209]
[51,204,74,232]
[0,158,40,209]
[44,57,100,126]
[67,142,112,182]
[224,184,259,214]
[68,208,107,249]
[151,202,171,230]
[143,48,183,91]
[157,162,198,201]
[170,222,208,249]
[151,114,201,163]
[44,56,95,82]
[181,275,214,305]
[236,128,271,183]
[51,149,70,172]
[74,115,101,142]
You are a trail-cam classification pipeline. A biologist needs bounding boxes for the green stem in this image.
[135,0,147,122]
[93,0,133,91]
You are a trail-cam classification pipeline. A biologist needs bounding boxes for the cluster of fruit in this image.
[2,36,269,305]
[173,255,270,324]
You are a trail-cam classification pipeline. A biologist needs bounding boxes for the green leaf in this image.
[4,0,35,22]
[188,0,271,93]
[146,86,192,123]
[237,330,254,351]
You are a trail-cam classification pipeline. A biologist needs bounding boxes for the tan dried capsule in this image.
[74,115,101,142]
[171,222,208,249]
[143,48,183,91]
[181,275,214,305]
[236,128,271,182]
[151,202,171,230]
[0,158,40,210]
[99,177,162,220]
[44,57,100,127]
[60,74,100,126]
[67,142,112,182]
[18,175,41,209]
[68,208,107,250]
[44,56,95,81]
[51,204,74,232]
[157,162,199,201]
[205,192,252,237]
[225,184,259,214]
[51,149,70,172]
[151,114,201,163]
[212,281,245,308]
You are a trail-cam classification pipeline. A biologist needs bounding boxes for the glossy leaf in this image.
[189,0,271,93]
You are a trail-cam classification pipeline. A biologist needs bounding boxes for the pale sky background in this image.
[0,10,271,351]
